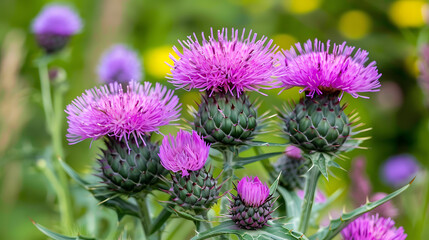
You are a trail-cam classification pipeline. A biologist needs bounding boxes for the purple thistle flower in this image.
[159,130,210,177]
[285,145,302,159]
[236,176,270,207]
[168,28,280,96]
[32,4,82,36]
[341,214,407,240]
[97,44,142,84]
[66,81,181,146]
[381,154,419,187]
[278,39,381,98]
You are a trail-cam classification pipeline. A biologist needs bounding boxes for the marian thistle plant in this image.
[169,28,281,147]
[66,81,181,194]
[33,26,412,240]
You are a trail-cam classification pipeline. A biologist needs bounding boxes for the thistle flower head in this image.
[66,81,180,147]
[32,4,82,36]
[169,28,280,96]
[159,130,210,177]
[97,44,142,84]
[278,39,381,98]
[285,145,302,159]
[236,176,270,207]
[341,214,407,240]
[381,154,419,187]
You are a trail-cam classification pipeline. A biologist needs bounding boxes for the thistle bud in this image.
[274,146,308,190]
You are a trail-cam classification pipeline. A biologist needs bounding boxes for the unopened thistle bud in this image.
[230,176,274,230]
[274,145,308,190]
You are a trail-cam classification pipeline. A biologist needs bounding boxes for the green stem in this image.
[194,211,211,233]
[150,206,172,235]
[220,149,234,215]
[417,176,429,238]
[38,59,74,231]
[298,166,321,234]
[137,194,152,238]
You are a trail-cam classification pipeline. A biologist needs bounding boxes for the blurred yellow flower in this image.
[144,45,177,79]
[389,0,425,28]
[273,34,297,50]
[338,10,372,39]
[282,0,321,14]
[405,55,419,77]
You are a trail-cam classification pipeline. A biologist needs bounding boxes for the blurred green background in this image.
[0,0,429,239]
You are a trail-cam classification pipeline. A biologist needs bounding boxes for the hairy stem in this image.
[38,59,74,231]
[298,166,321,234]
[137,194,152,238]
[220,149,234,215]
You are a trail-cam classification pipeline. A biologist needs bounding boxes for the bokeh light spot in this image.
[273,34,297,50]
[389,0,425,28]
[338,10,372,39]
[144,45,177,79]
[283,0,322,14]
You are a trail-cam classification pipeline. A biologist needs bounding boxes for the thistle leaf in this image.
[247,141,287,147]
[309,181,412,240]
[32,220,96,240]
[309,153,330,180]
[269,172,282,195]
[233,152,284,168]
[59,159,140,219]
[277,186,301,228]
[191,220,308,240]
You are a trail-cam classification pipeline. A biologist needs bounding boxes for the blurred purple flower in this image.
[159,130,210,177]
[66,81,181,147]
[297,189,326,204]
[381,154,419,187]
[237,176,270,207]
[285,145,302,159]
[370,192,398,218]
[341,214,407,240]
[278,39,381,98]
[350,157,398,219]
[97,44,142,84]
[32,4,82,36]
[32,4,82,53]
[169,28,280,96]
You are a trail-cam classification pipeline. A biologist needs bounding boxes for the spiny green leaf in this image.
[233,152,284,168]
[277,186,301,228]
[165,206,209,222]
[191,220,308,240]
[60,160,140,219]
[247,141,287,147]
[32,220,96,240]
[309,181,412,240]
[270,172,282,195]
[309,153,330,180]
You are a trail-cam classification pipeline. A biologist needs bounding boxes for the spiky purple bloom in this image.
[169,28,280,96]
[66,81,180,146]
[285,145,302,159]
[278,39,381,98]
[381,154,419,187]
[236,176,270,207]
[159,130,210,177]
[32,4,82,36]
[97,44,142,84]
[341,214,406,240]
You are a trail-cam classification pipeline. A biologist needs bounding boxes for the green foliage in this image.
[32,221,95,240]
[191,221,308,240]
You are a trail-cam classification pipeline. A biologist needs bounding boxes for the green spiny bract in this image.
[194,92,257,147]
[230,194,273,230]
[97,137,168,194]
[280,93,351,153]
[167,168,221,212]
[274,154,308,191]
